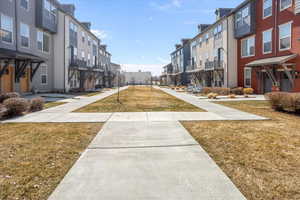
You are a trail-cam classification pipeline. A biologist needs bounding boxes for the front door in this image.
[280,73,292,92]
[263,73,272,93]
[1,66,14,93]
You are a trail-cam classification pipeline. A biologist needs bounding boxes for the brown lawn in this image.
[75,86,205,112]
[182,101,300,200]
[0,123,102,200]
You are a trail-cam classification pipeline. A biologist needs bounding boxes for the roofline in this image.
[57,8,101,43]
[190,0,255,42]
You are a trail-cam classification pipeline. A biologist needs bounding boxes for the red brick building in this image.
[234,0,300,93]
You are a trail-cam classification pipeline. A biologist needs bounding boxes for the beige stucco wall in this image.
[190,15,237,88]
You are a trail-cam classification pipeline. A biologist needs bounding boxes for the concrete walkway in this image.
[159,87,267,120]
[48,121,246,200]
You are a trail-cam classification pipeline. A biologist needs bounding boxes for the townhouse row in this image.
[0,0,120,94]
[161,0,300,94]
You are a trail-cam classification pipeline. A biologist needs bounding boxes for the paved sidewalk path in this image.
[160,87,267,120]
[48,121,246,200]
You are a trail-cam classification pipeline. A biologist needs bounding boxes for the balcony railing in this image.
[70,58,88,69]
[205,61,214,70]
[214,60,224,69]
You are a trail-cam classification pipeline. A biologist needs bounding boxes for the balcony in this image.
[204,61,214,71]
[214,60,224,69]
[70,58,88,70]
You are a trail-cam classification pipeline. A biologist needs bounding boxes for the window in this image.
[44,0,56,22]
[20,23,29,47]
[40,65,48,85]
[236,5,250,28]
[88,36,91,46]
[280,0,292,11]
[263,0,272,18]
[20,0,29,10]
[0,14,13,43]
[241,36,255,57]
[244,68,252,88]
[82,51,85,60]
[279,22,292,51]
[263,29,272,54]
[37,30,50,52]
[82,32,85,42]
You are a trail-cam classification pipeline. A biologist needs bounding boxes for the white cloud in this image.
[150,0,183,11]
[91,29,108,40]
[121,64,165,76]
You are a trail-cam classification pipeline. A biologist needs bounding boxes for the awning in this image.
[0,48,46,62]
[246,54,297,67]
[186,69,204,73]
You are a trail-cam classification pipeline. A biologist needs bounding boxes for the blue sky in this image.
[60,0,242,75]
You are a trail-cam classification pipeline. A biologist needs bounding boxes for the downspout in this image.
[274,0,278,57]
[226,17,229,88]
[63,14,66,92]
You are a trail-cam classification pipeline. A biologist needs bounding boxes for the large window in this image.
[37,30,50,52]
[263,29,272,54]
[20,23,29,47]
[280,0,292,11]
[44,0,56,22]
[241,36,255,57]
[279,22,292,51]
[263,0,272,18]
[0,14,13,43]
[236,5,250,28]
[20,0,29,10]
[244,68,252,88]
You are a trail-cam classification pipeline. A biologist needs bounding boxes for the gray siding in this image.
[234,1,256,39]
[0,0,16,51]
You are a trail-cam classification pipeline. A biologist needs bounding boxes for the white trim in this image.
[280,0,292,11]
[20,0,29,11]
[244,67,252,88]
[0,13,14,44]
[262,28,273,54]
[241,35,256,58]
[40,65,48,85]
[278,21,293,51]
[20,22,30,48]
[263,0,272,19]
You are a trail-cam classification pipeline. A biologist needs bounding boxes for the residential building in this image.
[53,4,103,92]
[124,71,152,85]
[187,8,237,88]
[170,39,191,86]
[0,0,59,93]
[160,63,173,86]
[235,0,300,93]
[99,45,112,87]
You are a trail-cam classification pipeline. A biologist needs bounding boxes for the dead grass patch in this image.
[76,86,205,112]
[0,123,102,200]
[182,101,300,200]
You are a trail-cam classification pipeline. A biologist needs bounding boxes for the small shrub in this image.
[243,88,254,97]
[30,97,45,112]
[207,93,218,99]
[266,92,289,111]
[0,104,7,119]
[228,94,236,99]
[202,87,212,95]
[0,92,20,103]
[213,87,230,95]
[231,87,244,95]
[3,98,29,117]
